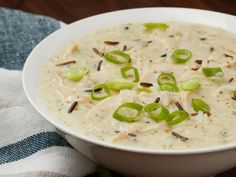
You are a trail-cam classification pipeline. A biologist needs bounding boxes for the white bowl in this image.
[23,7,236,177]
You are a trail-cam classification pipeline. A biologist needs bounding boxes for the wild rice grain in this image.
[68,101,78,113]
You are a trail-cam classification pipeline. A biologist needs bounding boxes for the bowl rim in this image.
[23,7,236,155]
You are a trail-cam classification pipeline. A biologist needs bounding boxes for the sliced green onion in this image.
[106,78,136,91]
[192,98,211,113]
[157,73,179,92]
[113,102,143,122]
[202,67,224,77]
[136,88,152,93]
[104,50,131,64]
[157,72,176,85]
[144,23,169,30]
[91,83,111,101]
[171,49,192,64]
[65,67,88,81]
[98,166,112,177]
[166,110,189,126]
[120,65,140,82]
[159,83,179,92]
[144,103,169,122]
[182,78,200,91]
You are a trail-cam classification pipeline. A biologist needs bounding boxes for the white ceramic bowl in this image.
[23,8,236,177]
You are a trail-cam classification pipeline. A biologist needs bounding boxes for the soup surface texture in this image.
[40,22,236,150]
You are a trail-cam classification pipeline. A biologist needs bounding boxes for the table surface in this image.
[0,0,236,177]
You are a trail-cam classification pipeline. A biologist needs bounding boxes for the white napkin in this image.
[0,68,96,177]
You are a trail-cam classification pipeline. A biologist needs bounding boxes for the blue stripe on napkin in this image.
[0,8,75,168]
[0,132,72,165]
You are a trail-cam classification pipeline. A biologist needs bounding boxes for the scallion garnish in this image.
[91,83,111,101]
[104,50,131,64]
[65,67,88,81]
[157,72,176,85]
[144,103,169,122]
[192,98,211,113]
[157,73,179,92]
[136,88,152,93]
[166,110,189,126]
[106,78,136,91]
[120,65,140,82]
[202,67,224,77]
[144,23,169,30]
[159,83,179,92]
[113,102,143,122]
[171,49,192,64]
[181,78,200,91]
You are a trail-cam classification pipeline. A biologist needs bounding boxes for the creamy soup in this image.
[40,22,236,150]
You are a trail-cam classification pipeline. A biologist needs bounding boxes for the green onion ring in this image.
[144,103,169,122]
[202,67,224,77]
[157,72,176,85]
[171,49,192,64]
[136,88,152,93]
[159,83,179,92]
[192,98,211,113]
[113,102,143,122]
[91,83,111,101]
[106,78,136,91]
[182,78,200,91]
[157,73,179,92]
[144,23,169,30]
[65,67,88,81]
[166,110,189,125]
[104,50,131,64]
[120,65,140,82]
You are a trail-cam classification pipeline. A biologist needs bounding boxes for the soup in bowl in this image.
[23,8,236,177]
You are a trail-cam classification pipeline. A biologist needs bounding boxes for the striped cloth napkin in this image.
[0,8,96,177]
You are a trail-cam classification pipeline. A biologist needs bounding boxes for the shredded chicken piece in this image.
[70,42,79,53]
[62,42,79,59]
[54,70,63,82]
[159,91,192,112]
[179,91,193,112]
[222,59,236,68]
[213,84,236,97]
[79,96,93,108]
[128,122,147,134]
[113,132,129,143]
[192,111,210,125]
[179,71,200,81]
[54,71,72,98]
[158,36,178,51]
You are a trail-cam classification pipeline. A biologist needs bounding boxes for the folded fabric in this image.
[0,8,96,177]
[0,8,59,70]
